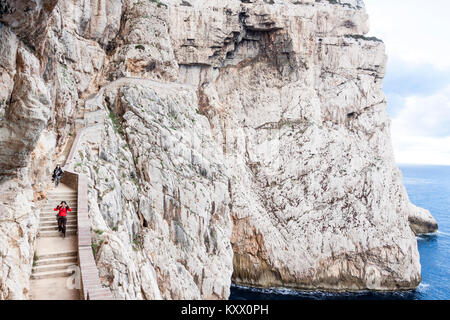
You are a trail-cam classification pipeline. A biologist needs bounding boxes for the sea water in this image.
[230,165,450,300]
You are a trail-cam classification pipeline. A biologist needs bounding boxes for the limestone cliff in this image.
[0,0,438,299]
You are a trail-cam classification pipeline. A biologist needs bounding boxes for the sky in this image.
[364,0,450,165]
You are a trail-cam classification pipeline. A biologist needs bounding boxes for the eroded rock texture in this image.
[0,172,38,299]
[0,0,438,299]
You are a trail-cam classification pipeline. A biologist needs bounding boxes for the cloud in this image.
[391,86,450,165]
[384,59,450,97]
[365,0,450,165]
[392,86,450,137]
[365,0,450,70]
[391,135,450,166]
[383,59,450,117]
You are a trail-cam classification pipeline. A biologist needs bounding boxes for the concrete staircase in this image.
[30,184,80,300]
[31,251,78,280]
[38,189,78,238]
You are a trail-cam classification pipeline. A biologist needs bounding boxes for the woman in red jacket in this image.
[54,201,72,238]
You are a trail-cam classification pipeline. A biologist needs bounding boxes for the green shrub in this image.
[345,34,383,43]
[33,253,39,267]
[132,234,143,251]
[109,111,125,135]
[149,0,167,8]
[91,242,100,257]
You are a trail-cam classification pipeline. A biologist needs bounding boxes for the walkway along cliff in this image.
[29,124,113,300]
[0,0,438,299]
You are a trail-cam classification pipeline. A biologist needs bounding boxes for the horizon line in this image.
[397,163,450,167]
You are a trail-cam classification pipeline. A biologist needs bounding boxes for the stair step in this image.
[44,205,77,208]
[39,225,77,232]
[47,193,78,200]
[30,269,76,280]
[46,202,77,204]
[40,221,77,227]
[44,201,77,203]
[39,224,77,230]
[42,208,78,211]
[41,215,78,219]
[40,220,77,225]
[42,210,78,214]
[41,209,78,212]
[35,256,77,266]
[38,230,77,237]
[33,262,78,273]
[37,251,77,260]
[40,217,77,223]
[40,216,77,221]
[39,225,77,231]
[41,212,78,216]
[42,212,78,215]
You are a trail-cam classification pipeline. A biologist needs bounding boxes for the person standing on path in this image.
[52,165,63,187]
[54,201,72,238]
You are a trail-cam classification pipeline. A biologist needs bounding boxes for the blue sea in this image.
[230,165,450,300]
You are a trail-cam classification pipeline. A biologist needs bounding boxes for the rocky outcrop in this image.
[0,46,51,175]
[106,1,179,81]
[0,0,438,299]
[0,0,58,49]
[408,204,438,235]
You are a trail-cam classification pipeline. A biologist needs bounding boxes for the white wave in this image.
[416,232,440,240]
[418,283,430,290]
[232,284,310,296]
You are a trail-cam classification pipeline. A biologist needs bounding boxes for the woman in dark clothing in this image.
[54,201,72,238]
[52,165,63,187]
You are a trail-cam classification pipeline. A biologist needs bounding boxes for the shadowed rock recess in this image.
[0,0,438,299]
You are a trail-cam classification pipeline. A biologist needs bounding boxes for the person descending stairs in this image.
[29,183,80,300]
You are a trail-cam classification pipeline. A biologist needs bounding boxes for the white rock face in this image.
[0,0,438,299]
[0,46,51,174]
[0,0,58,49]
[0,172,38,299]
[107,1,179,82]
[163,0,428,290]
[70,79,233,299]
[0,24,18,108]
